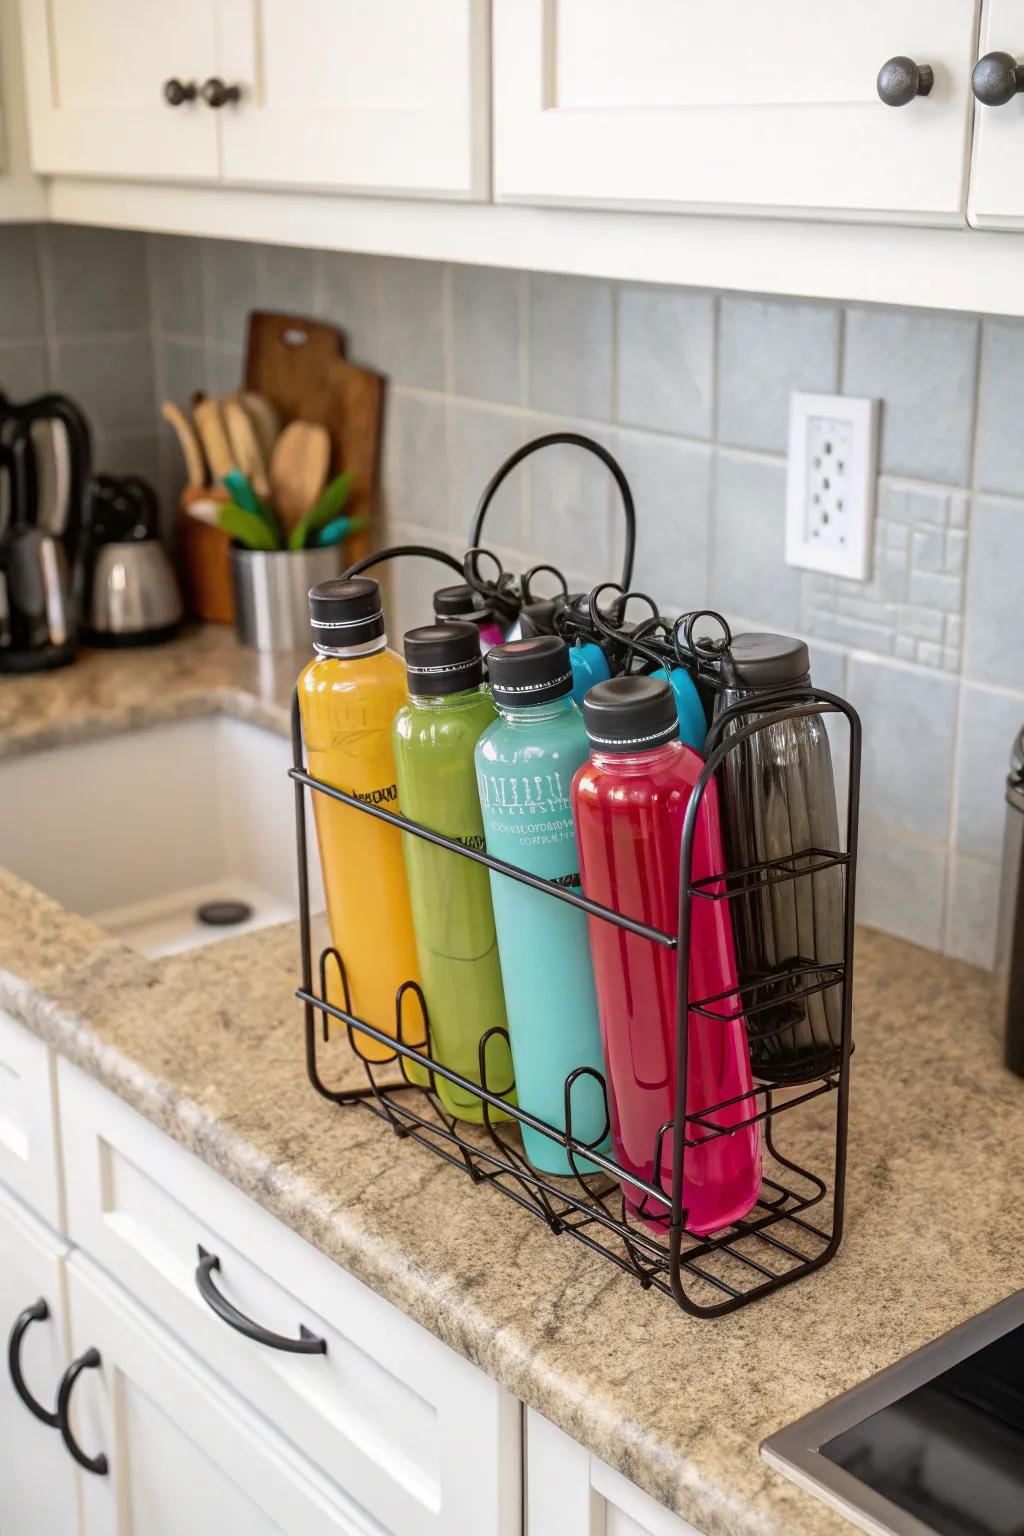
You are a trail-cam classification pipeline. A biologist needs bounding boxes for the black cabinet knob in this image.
[162,78,197,108]
[876,57,934,107]
[972,51,1024,106]
[201,77,241,109]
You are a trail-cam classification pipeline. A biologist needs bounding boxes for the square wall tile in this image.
[54,336,155,432]
[527,421,614,588]
[450,402,526,546]
[377,258,445,391]
[528,274,613,422]
[709,451,801,631]
[451,266,522,406]
[379,523,462,637]
[317,250,382,367]
[0,343,48,398]
[842,307,978,484]
[613,429,711,611]
[977,319,1024,497]
[846,653,957,842]
[944,853,1001,970]
[209,345,244,399]
[263,243,316,317]
[718,296,840,453]
[856,822,946,952]
[964,496,1024,689]
[382,390,450,534]
[205,237,264,349]
[955,683,1024,861]
[616,287,713,438]
[94,429,162,489]
[0,225,44,339]
[149,235,204,337]
[159,338,208,411]
[46,225,149,335]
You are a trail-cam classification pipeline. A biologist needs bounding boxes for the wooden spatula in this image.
[269,420,330,532]
[161,401,206,489]
[192,398,234,484]
[237,390,280,465]
[223,395,270,498]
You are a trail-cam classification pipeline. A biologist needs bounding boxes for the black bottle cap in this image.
[433,583,493,623]
[403,622,483,696]
[517,599,560,638]
[582,676,679,753]
[727,633,810,689]
[308,577,384,647]
[486,635,574,707]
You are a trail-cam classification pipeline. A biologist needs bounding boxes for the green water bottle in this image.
[393,622,514,1123]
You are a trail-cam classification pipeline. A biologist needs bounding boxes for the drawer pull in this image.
[195,1246,327,1355]
[7,1298,58,1426]
[56,1349,108,1476]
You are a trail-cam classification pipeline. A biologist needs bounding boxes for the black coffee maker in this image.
[0,392,93,672]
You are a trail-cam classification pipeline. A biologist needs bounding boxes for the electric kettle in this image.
[87,475,183,645]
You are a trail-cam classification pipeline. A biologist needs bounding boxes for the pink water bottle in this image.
[572,676,761,1235]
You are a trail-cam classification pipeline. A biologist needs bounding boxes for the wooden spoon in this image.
[269,420,330,532]
[223,395,270,498]
[238,390,280,465]
[192,398,235,483]
[161,400,206,489]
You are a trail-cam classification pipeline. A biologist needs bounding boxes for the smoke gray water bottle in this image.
[712,633,844,1084]
[996,726,1024,1077]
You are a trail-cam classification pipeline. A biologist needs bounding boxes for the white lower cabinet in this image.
[526,1410,705,1536]
[66,1254,394,1536]
[0,1188,79,1536]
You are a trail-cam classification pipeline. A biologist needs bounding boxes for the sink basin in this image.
[0,715,323,958]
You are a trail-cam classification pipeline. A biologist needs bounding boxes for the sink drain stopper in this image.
[196,899,254,927]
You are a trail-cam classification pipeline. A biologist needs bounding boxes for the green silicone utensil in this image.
[217,501,281,551]
[287,470,355,551]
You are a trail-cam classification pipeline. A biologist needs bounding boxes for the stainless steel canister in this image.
[230,546,345,652]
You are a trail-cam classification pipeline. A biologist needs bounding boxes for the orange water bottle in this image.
[298,577,425,1073]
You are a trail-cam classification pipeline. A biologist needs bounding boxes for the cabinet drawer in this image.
[58,1058,520,1536]
[0,1008,64,1230]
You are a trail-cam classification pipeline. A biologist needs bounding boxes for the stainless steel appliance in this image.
[762,1289,1024,1536]
[87,475,182,645]
[997,726,1024,1077]
[0,392,92,672]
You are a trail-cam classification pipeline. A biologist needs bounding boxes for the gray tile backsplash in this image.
[1,225,1023,973]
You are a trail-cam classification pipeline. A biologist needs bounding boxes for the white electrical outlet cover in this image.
[786,392,879,581]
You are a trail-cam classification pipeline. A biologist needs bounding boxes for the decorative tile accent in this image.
[801,481,966,669]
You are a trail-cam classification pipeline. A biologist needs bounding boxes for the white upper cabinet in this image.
[19,0,489,198]
[968,0,1024,226]
[216,0,490,198]
[20,0,220,179]
[493,0,981,223]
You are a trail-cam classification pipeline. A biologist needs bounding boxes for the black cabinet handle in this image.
[7,1298,58,1427]
[876,57,934,106]
[163,78,197,107]
[201,77,241,109]
[56,1348,108,1476]
[972,51,1024,106]
[195,1246,326,1354]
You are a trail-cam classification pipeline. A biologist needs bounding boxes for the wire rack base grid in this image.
[291,681,860,1320]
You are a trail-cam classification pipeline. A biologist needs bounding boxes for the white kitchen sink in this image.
[0,716,323,958]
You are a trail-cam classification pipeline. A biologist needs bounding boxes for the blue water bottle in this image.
[475,637,609,1175]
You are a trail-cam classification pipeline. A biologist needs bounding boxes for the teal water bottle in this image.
[475,637,609,1175]
[651,663,706,751]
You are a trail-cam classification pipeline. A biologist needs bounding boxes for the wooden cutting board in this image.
[244,310,384,563]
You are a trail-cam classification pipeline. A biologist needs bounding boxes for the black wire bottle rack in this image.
[290,670,861,1319]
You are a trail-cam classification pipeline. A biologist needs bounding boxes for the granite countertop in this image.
[1,626,1021,1536]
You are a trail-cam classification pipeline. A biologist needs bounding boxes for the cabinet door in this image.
[67,1255,425,1536]
[967,0,1024,226]
[19,0,219,178]
[527,1410,705,1536]
[0,1007,64,1231]
[215,0,489,198]
[0,1190,79,1536]
[494,0,980,223]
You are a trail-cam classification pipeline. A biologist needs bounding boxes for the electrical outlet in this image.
[785,392,879,581]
